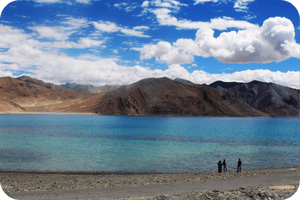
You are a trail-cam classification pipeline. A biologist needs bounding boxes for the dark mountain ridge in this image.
[209,80,299,117]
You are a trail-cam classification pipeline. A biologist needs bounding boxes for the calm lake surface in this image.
[0,114,299,173]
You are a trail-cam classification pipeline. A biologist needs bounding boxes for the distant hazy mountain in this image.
[72,85,100,93]
[173,78,193,84]
[97,85,122,93]
[93,77,269,117]
[60,82,97,93]
[209,80,299,117]
[60,82,79,88]
[60,82,121,93]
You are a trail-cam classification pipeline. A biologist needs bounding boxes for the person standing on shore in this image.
[223,159,227,172]
[218,160,223,173]
[237,159,242,172]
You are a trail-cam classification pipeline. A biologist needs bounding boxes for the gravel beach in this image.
[1,167,299,199]
[146,184,299,200]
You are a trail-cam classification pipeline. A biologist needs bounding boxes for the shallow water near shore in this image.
[0,115,299,173]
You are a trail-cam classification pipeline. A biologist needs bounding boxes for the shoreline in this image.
[2,167,299,200]
[1,167,299,194]
[0,111,97,115]
[1,111,299,118]
[0,165,299,175]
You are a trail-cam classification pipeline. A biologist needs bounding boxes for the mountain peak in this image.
[173,78,193,84]
[248,80,265,85]
[209,80,241,89]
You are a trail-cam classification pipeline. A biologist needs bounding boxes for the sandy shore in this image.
[1,167,299,196]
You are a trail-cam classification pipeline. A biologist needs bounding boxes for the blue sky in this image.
[0,0,299,88]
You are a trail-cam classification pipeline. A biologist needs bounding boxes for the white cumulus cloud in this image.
[142,1,150,7]
[92,21,120,33]
[0,25,30,48]
[138,17,300,64]
[0,28,299,89]
[139,41,194,64]
[234,0,255,12]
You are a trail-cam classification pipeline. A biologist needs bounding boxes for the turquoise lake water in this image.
[0,114,299,173]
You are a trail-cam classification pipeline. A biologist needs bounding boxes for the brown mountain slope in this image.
[17,76,66,90]
[209,80,300,117]
[26,94,103,114]
[0,98,25,112]
[93,77,270,117]
[0,76,87,109]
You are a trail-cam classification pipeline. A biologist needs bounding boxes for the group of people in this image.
[217,159,242,173]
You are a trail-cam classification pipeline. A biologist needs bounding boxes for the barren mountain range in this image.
[0,76,299,117]
[208,81,300,117]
